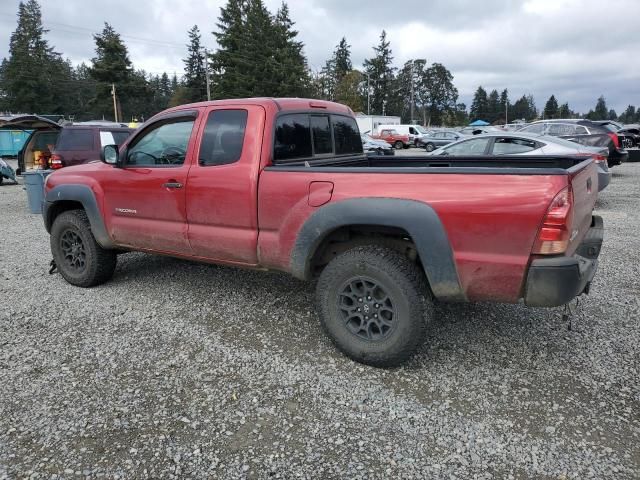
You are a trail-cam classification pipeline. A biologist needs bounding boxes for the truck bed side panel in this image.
[257,170,567,303]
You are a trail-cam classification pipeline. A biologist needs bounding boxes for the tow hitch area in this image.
[562,297,584,331]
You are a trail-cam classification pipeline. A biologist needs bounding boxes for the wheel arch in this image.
[44,184,115,249]
[290,198,466,302]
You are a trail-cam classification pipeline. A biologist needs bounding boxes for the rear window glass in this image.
[56,129,94,150]
[33,131,59,150]
[199,109,248,166]
[311,115,332,155]
[274,114,312,161]
[334,116,362,155]
[547,124,576,136]
[493,137,539,155]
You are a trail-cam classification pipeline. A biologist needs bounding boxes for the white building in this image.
[355,114,401,135]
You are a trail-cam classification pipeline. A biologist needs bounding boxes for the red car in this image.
[371,128,410,149]
[42,98,603,366]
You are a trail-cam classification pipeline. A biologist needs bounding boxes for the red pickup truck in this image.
[370,128,410,149]
[42,98,603,367]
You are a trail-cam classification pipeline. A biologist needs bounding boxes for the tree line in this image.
[1,0,638,126]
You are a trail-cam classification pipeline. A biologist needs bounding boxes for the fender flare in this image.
[43,184,115,249]
[290,198,466,302]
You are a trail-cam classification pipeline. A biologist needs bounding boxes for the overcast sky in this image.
[1,0,639,114]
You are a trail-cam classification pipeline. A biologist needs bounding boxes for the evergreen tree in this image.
[89,23,135,120]
[512,94,536,121]
[527,95,538,119]
[543,95,558,119]
[210,0,309,99]
[68,63,98,120]
[487,89,499,123]
[558,102,571,118]
[499,89,509,123]
[470,86,488,122]
[183,25,207,103]
[619,105,636,124]
[0,0,71,114]
[593,95,608,120]
[334,70,364,112]
[171,73,179,94]
[271,2,310,97]
[333,37,352,83]
[422,62,458,126]
[607,109,617,121]
[319,37,353,101]
[362,31,395,115]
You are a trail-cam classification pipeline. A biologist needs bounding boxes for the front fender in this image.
[290,198,466,302]
[43,184,115,249]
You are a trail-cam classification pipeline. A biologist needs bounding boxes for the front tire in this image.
[316,246,431,367]
[425,143,435,152]
[51,210,117,287]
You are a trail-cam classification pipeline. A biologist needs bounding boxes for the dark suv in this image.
[518,119,628,167]
[0,116,134,173]
[48,124,133,169]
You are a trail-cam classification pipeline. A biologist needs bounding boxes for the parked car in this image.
[421,131,465,152]
[0,158,18,185]
[42,98,603,367]
[361,134,395,156]
[0,115,134,173]
[377,124,431,146]
[370,128,410,149]
[518,119,628,167]
[618,124,640,147]
[591,120,636,149]
[427,132,611,191]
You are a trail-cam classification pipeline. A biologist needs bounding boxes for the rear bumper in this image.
[597,166,611,191]
[524,215,603,307]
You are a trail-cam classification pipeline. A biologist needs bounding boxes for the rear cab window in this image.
[274,113,362,162]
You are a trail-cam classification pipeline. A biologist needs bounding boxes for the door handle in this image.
[163,181,183,189]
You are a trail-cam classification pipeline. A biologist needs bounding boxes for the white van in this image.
[376,124,431,146]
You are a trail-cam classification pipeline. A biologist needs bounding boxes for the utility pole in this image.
[111,83,118,123]
[410,61,414,123]
[203,48,211,101]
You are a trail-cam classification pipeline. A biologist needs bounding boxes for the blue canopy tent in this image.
[469,119,490,126]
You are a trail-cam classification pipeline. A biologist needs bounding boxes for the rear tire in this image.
[394,141,404,150]
[425,143,435,152]
[51,210,117,287]
[316,245,431,367]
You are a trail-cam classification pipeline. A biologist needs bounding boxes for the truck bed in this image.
[268,154,591,174]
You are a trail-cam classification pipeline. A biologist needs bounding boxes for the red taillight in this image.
[591,154,607,164]
[49,154,63,169]
[532,187,574,255]
[608,132,619,149]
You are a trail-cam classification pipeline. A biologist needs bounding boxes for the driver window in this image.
[126,118,195,167]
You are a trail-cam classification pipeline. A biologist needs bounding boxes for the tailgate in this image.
[568,159,598,254]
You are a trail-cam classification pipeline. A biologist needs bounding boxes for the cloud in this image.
[1,0,638,114]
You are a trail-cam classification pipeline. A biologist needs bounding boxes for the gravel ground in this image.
[1,163,639,479]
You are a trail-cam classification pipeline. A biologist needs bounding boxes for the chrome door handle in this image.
[163,182,183,189]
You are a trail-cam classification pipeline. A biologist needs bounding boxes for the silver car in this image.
[428,132,611,191]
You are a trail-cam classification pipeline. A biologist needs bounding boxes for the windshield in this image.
[361,134,374,141]
[414,126,428,134]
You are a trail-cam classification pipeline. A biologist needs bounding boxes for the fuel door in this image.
[308,181,334,207]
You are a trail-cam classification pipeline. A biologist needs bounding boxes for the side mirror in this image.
[102,144,119,165]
